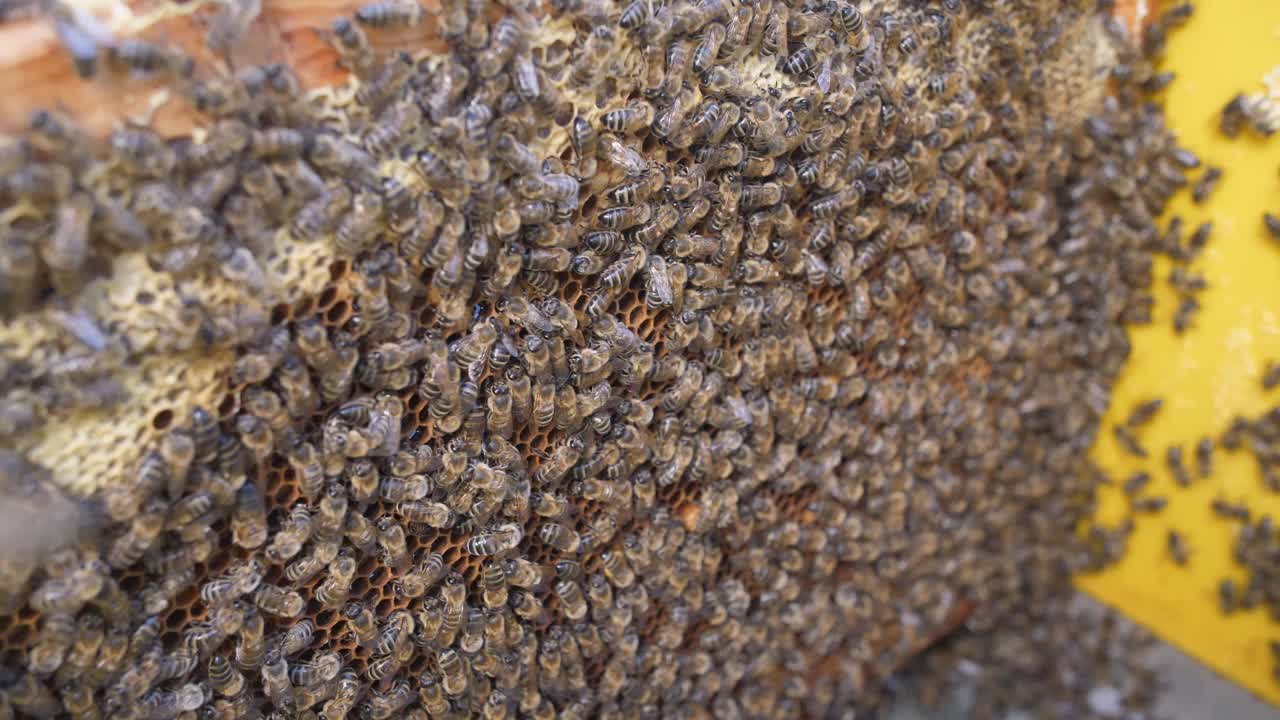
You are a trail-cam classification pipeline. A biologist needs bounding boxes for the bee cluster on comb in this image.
[0,0,1203,717]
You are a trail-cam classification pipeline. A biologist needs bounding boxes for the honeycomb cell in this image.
[325,300,352,327]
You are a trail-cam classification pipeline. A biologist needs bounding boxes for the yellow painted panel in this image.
[1076,0,1280,707]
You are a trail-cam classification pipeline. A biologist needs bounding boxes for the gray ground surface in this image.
[882,595,1279,720]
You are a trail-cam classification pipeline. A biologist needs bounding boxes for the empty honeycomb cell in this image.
[0,624,27,654]
[325,300,352,327]
[270,303,292,325]
[315,609,339,630]
[272,483,296,507]
[350,577,370,597]
[164,606,189,629]
[316,285,339,311]
[213,388,243,422]
[329,260,351,283]
[150,408,175,431]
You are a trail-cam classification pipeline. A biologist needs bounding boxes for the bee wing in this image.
[467,358,487,384]
[645,256,674,306]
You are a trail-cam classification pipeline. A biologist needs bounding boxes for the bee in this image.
[107,498,165,568]
[245,128,307,166]
[1265,213,1280,241]
[619,0,650,28]
[287,652,340,687]
[1191,166,1222,204]
[512,52,541,104]
[320,20,375,85]
[107,39,190,77]
[376,516,411,571]
[465,527,505,556]
[343,458,379,504]
[261,650,294,710]
[1196,436,1215,478]
[201,565,258,607]
[495,133,541,176]
[332,190,384,256]
[140,685,205,718]
[394,499,455,528]
[691,22,727,76]
[1167,529,1191,566]
[355,0,423,26]
[1112,424,1148,458]
[1131,496,1168,514]
[1211,498,1251,522]
[1173,295,1200,334]
[292,183,353,241]
[1121,471,1152,497]
[28,612,74,675]
[275,617,312,655]
[598,549,636,588]
[1219,578,1238,614]
[602,100,655,133]
[255,584,304,618]
[633,203,680,248]
[436,649,468,697]
[478,16,522,78]
[598,134,648,176]
[208,654,246,697]
[399,552,446,598]
[1221,93,1248,138]
[60,679,98,719]
[1159,445,1191,488]
[538,522,580,554]
[42,190,92,286]
[234,607,265,671]
[28,109,88,165]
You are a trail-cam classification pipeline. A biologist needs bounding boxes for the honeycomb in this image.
[0,0,1193,717]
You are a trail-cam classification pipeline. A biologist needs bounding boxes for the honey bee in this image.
[320,18,378,82]
[332,190,384,256]
[375,516,411,571]
[1112,424,1148,458]
[1166,529,1191,566]
[509,48,547,102]
[264,504,311,564]
[275,620,312,661]
[350,50,416,115]
[255,584,304,618]
[140,684,204,718]
[1211,498,1251,522]
[107,38,191,78]
[435,649,468,697]
[1196,436,1215,478]
[355,0,423,26]
[1131,496,1168,514]
[1191,166,1222,204]
[287,652,340,687]
[205,654,246,698]
[28,612,74,676]
[391,552,443,600]
[1265,213,1280,241]
[234,607,265,671]
[292,183,353,241]
[538,522,581,555]
[594,133,648,177]
[107,498,165,568]
[261,650,294,711]
[494,133,541,176]
[343,457,378,504]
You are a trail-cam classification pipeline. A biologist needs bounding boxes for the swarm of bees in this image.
[0,0,1207,717]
